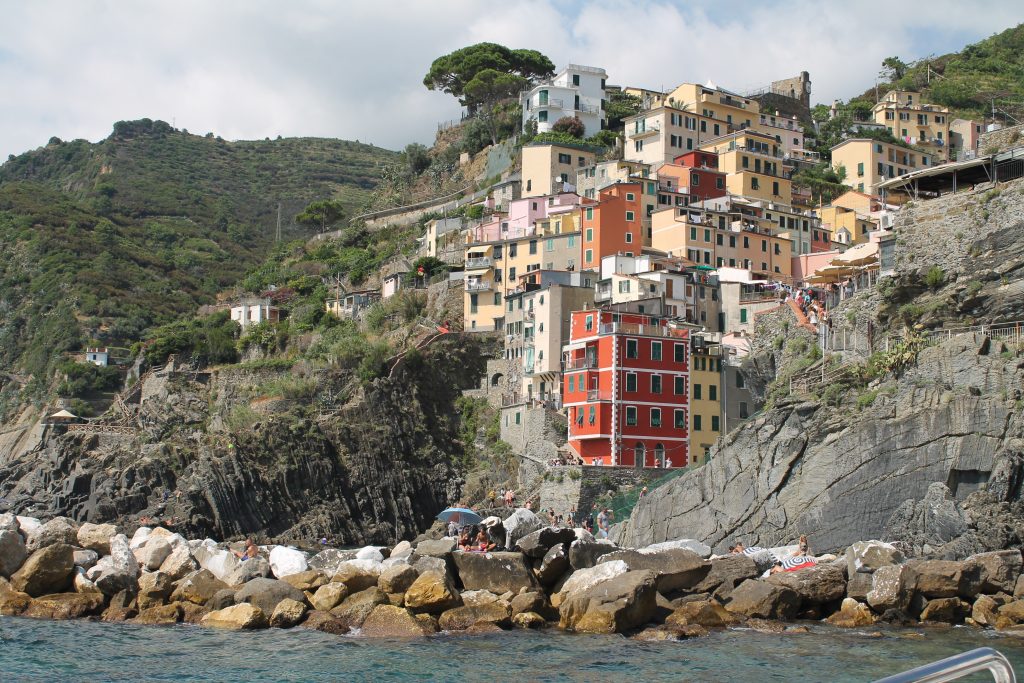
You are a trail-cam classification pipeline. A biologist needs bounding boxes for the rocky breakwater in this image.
[5,513,1024,640]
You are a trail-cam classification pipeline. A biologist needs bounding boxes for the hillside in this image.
[0,121,397,418]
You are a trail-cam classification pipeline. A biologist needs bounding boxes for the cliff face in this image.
[0,338,484,546]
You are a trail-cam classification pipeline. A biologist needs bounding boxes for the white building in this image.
[521,64,607,138]
[230,297,280,330]
[85,347,109,366]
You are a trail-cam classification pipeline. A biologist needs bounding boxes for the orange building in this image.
[579,182,644,271]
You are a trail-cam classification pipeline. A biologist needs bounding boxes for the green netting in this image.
[596,466,693,523]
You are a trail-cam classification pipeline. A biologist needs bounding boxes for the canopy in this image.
[436,507,483,526]
[832,241,879,267]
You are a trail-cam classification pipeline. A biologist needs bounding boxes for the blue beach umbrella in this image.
[436,507,483,526]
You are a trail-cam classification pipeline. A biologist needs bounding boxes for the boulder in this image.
[640,539,712,559]
[361,604,429,638]
[867,564,915,613]
[460,590,500,607]
[414,538,456,559]
[920,597,970,623]
[355,546,386,563]
[378,565,418,594]
[159,544,197,581]
[846,571,874,601]
[330,587,389,629]
[907,560,964,598]
[598,548,710,593]
[134,537,173,572]
[234,577,306,615]
[86,534,140,597]
[171,569,229,605]
[503,509,543,552]
[279,570,327,592]
[569,540,618,570]
[0,585,31,615]
[1015,575,1024,600]
[516,527,577,558]
[692,555,760,599]
[270,598,307,628]
[665,599,740,629]
[0,513,19,533]
[137,571,174,609]
[224,557,272,587]
[0,529,28,578]
[201,602,268,630]
[76,523,118,555]
[11,543,75,597]
[510,591,548,617]
[332,560,382,593]
[208,588,237,611]
[25,517,78,552]
[129,527,152,550]
[24,592,105,620]
[997,600,1024,626]
[962,551,1022,595]
[307,548,358,576]
[452,551,539,594]
[765,564,846,605]
[726,580,800,620]
[101,590,137,622]
[301,609,349,635]
[439,602,512,630]
[413,556,448,577]
[512,611,546,629]
[73,549,99,570]
[553,560,629,608]
[404,571,461,614]
[972,595,1002,627]
[133,603,183,625]
[15,516,41,540]
[311,583,349,612]
[558,569,658,634]
[390,541,413,558]
[826,598,878,628]
[73,567,100,594]
[535,543,569,586]
[846,540,904,575]
[192,545,240,582]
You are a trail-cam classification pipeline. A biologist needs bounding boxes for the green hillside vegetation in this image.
[0,120,397,418]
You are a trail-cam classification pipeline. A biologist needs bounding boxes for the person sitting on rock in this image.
[483,518,506,551]
[233,538,258,561]
[475,529,490,552]
[458,529,473,552]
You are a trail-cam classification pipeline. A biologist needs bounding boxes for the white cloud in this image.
[0,0,1018,159]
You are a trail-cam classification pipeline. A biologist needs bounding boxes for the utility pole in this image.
[276,203,282,242]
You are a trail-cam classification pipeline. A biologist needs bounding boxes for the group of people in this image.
[728,535,816,574]
[448,517,508,553]
[532,503,614,538]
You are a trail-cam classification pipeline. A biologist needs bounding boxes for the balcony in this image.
[739,288,780,303]
[563,357,597,370]
[587,389,613,402]
[577,102,599,115]
[629,122,661,139]
[465,256,493,269]
[537,97,564,109]
[599,322,687,339]
[465,280,494,292]
[720,95,747,109]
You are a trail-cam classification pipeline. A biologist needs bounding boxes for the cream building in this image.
[522,143,597,198]
[831,138,934,196]
[872,90,952,162]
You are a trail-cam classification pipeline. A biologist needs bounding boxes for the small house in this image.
[230,297,281,330]
[325,289,381,319]
[85,347,109,366]
[382,273,407,300]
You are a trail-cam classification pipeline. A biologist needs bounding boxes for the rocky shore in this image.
[3,510,1024,640]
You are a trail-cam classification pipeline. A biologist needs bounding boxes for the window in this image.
[626,406,637,426]
[508,266,516,280]
[585,207,593,220]
[742,155,749,169]
[740,308,748,323]
[626,373,637,392]
[772,181,779,196]
[704,229,711,243]
[589,406,595,425]
[694,414,702,431]
[674,409,686,429]
[585,314,594,331]
[529,240,537,254]
[626,192,635,201]
[711,415,720,431]
[857,162,864,177]
[651,375,662,394]
[716,233,723,246]
[761,239,767,252]
[739,402,749,419]
[691,173,700,186]
[572,73,580,86]
[743,236,749,248]
[558,153,571,164]
[546,238,554,252]
[585,249,593,263]
[751,177,759,191]
[736,372,745,389]
[493,293,501,305]
[585,228,593,241]
[634,140,643,152]
[625,211,635,222]
[538,111,548,122]
[709,385,717,401]
[625,232,633,243]
[626,339,638,358]
[618,280,631,293]
[674,376,685,395]
[568,376,575,393]
[650,408,662,427]
[716,177,724,189]
[651,341,662,361]
[693,383,701,400]
[690,227,697,240]
[674,343,686,363]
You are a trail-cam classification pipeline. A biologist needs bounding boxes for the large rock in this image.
[846,540,904,575]
[25,517,78,552]
[568,540,619,570]
[0,584,31,615]
[866,564,915,613]
[201,603,268,629]
[332,560,382,593]
[558,569,658,634]
[510,591,548,617]
[765,564,846,605]
[207,588,237,611]
[234,577,306,615]
[378,564,418,594]
[0,529,28,578]
[158,544,196,582]
[269,546,309,578]
[826,598,878,628]
[129,527,152,550]
[134,537,173,572]
[301,609,349,635]
[908,560,964,598]
[24,592,105,620]
[310,582,349,612]
[279,570,327,592]
[355,546,386,563]
[846,572,874,601]
[16,516,41,540]
[308,549,358,575]
[390,541,413,559]
[76,523,118,555]
[404,571,461,614]
[270,598,307,628]
[439,602,512,630]
[137,571,174,609]
[224,557,272,587]
[692,555,760,599]
[535,543,570,586]
[330,587,389,629]
[516,527,577,558]
[963,550,1022,595]
[73,549,99,570]
[640,539,712,559]
[725,579,800,620]
[553,560,629,608]
[73,566,99,594]
[86,534,140,597]
[0,513,19,533]
[452,552,539,594]
[192,544,240,582]
[361,604,428,637]
[11,544,75,597]
[666,599,741,629]
[133,603,183,625]
[171,569,229,605]
[503,509,543,553]
[921,597,971,623]
[598,548,710,593]
[972,594,1005,627]
[414,538,455,559]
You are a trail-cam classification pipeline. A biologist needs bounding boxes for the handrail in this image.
[873,647,1015,683]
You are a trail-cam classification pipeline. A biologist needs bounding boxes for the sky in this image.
[0,1,1020,159]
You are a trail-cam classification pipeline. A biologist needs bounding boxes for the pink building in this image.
[468,193,585,243]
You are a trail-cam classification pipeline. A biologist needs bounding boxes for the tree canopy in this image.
[295,199,345,232]
[423,43,554,111]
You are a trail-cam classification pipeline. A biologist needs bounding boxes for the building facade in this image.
[522,143,597,198]
[831,139,934,196]
[872,90,952,162]
[521,64,607,138]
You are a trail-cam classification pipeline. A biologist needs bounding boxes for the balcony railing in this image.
[465,256,492,269]
[577,103,599,115]
[739,289,780,303]
[563,357,597,370]
[598,322,687,339]
[629,123,661,139]
[465,280,493,292]
[537,97,564,109]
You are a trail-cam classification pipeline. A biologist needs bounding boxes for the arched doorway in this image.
[490,372,503,387]
[634,442,645,468]
[655,443,666,468]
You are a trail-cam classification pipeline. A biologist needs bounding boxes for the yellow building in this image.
[665,83,769,136]
[817,205,876,246]
[831,138,934,197]
[872,91,952,162]
[521,143,597,198]
[689,342,723,465]
[699,131,793,204]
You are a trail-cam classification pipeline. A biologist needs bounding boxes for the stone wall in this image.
[979,124,1024,155]
[539,465,676,520]
[499,404,565,454]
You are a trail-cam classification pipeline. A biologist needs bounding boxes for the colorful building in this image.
[687,333,723,466]
[623,105,717,166]
[830,139,934,197]
[521,64,607,139]
[579,182,644,271]
[950,118,985,161]
[562,309,690,467]
[872,90,952,161]
[699,130,794,204]
[522,143,598,198]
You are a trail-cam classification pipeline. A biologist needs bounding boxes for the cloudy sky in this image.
[0,1,1019,159]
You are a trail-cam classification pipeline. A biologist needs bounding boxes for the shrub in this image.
[821,384,845,407]
[898,303,925,324]
[464,204,484,219]
[965,280,983,296]
[56,360,122,397]
[551,116,585,138]
[924,265,945,290]
[856,390,879,411]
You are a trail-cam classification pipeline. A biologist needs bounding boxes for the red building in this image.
[672,151,728,201]
[579,183,643,271]
[562,309,690,468]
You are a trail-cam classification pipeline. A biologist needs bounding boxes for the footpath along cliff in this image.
[620,179,1024,555]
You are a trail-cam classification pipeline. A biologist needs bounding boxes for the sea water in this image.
[2,616,1024,682]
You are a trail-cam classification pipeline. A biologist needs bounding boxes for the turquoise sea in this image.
[2,616,1024,682]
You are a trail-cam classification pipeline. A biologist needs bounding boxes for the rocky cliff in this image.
[621,179,1024,556]
[0,337,486,546]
